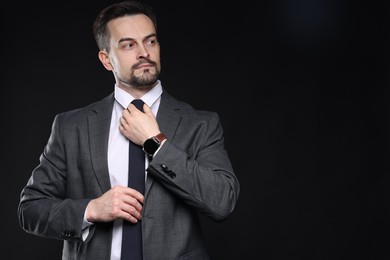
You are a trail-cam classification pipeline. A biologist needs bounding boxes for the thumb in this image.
[143,103,154,116]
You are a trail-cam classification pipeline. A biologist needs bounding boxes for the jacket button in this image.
[62,230,74,238]
[167,170,176,179]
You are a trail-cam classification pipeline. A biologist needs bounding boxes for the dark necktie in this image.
[121,99,145,260]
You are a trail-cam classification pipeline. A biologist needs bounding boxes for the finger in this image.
[122,203,143,220]
[110,187,143,222]
[123,107,131,116]
[124,188,145,204]
[122,193,143,211]
[119,116,128,128]
[122,212,140,223]
[128,103,144,113]
[142,103,153,116]
[127,103,137,113]
[118,124,125,134]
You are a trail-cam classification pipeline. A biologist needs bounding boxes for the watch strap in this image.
[154,132,166,143]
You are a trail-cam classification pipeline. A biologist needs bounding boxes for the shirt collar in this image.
[114,80,163,109]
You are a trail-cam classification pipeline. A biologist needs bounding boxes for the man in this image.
[17,1,240,259]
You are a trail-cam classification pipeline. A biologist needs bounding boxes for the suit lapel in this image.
[88,94,115,193]
[156,92,182,142]
[86,91,181,195]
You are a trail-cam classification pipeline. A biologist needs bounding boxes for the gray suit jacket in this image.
[18,90,240,260]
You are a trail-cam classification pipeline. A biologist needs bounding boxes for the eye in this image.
[124,42,135,49]
[146,37,158,46]
[120,40,136,49]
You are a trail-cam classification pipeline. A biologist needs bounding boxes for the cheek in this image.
[116,57,135,69]
[151,53,161,67]
[149,48,160,59]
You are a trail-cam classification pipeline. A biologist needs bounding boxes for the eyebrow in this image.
[118,33,157,44]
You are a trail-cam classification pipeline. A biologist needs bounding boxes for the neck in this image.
[117,82,157,98]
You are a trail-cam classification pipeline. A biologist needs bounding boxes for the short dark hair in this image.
[93,1,157,51]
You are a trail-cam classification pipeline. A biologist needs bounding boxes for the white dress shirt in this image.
[83,82,162,260]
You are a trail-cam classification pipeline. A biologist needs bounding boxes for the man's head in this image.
[93,1,157,52]
[93,1,160,92]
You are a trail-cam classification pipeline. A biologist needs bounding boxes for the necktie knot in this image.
[132,99,144,112]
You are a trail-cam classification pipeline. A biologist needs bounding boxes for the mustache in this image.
[132,59,157,69]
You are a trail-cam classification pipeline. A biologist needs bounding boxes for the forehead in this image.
[107,14,156,41]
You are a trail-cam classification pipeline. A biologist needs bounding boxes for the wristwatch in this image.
[143,132,167,156]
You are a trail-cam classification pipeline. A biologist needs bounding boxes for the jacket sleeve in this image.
[147,112,240,222]
[17,114,90,241]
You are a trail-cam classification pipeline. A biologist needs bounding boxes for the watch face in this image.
[144,138,159,155]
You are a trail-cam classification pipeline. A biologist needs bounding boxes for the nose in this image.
[137,44,150,60]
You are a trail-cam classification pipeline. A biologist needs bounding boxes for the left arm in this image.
[147,113,240,222]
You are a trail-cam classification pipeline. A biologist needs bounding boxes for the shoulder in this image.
[161,91,222,132]
[162,91,219,119]
[54,93,114,124]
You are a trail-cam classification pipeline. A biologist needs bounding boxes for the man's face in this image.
[104,14,161,90]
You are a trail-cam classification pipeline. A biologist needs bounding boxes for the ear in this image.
[98,50,113,71]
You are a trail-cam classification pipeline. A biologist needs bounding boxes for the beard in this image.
[124,59,160,88]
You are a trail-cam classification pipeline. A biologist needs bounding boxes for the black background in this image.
[2,0,390,259]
